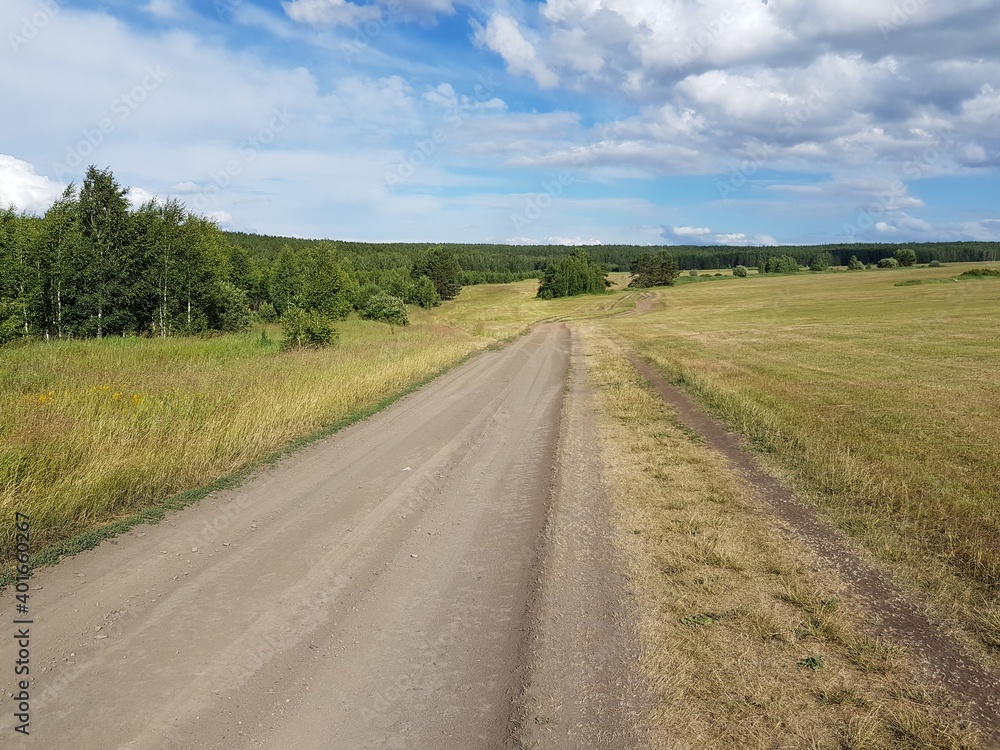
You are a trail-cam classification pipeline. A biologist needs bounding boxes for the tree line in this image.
[0,167,467,343]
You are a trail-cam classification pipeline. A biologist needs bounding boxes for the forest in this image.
[2,165,998,342]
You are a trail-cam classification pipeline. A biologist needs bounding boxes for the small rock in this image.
[410,554,418,559]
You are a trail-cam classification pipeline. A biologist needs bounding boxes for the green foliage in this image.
[958,268,1000,278]
[413,246,462,300]
[256,301,277,323]
[809,252,833,271]
[280,306,339,349]
[629,252,679,288]
[212,281,252,332]
[928,259,943,267]
[847,255,865,270]
[762,255,800,274]
[732,265,748,277]
[893,248,918,266]
[408,275,441,308]
[360,292,409,326]
[0,299,22,345]
[877,257,900,268]
[688,269,699,277]
[536,251,610,299]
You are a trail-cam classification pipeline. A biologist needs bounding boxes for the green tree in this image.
[894,248,918,266]
[732,265,748,277]
[809,252,833,271]
[414,246,462,300]
[629,252,679,287]
[877,257,900,268]
[537,251,609,299]
[847,255,865,270]
[78,166,136,337]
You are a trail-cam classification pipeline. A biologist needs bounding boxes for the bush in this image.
[281,306,339,349]
[762,255,800,274]
[714,272,723,277]
[929,259,943,268]
[877,257,900,268]
[408,275,441,308]
[894,248,918,266]
[360,292,409,326]
[847,256,865,270]
[732,265,748,277]
[688,269,699,277]
[809,252,833,271]
[959,268,1000,278]
[256,301,277,323]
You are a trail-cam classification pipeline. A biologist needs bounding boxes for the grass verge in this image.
[581,323,981,749]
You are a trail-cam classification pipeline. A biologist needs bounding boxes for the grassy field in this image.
[601,262,1000,664]
[583,324,979,749]
[0,282,641,568]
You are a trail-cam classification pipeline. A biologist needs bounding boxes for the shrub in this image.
[714,272,723,277]
[408,275,442,308]
[360,292,409,326]
[732,265,748,277]
[929,259,942,268]
[256,302,277,323]
[959,268,1000,278]
[847,256,865,270]
[688,269,699,277]
[877,257,899,268]
[281,306,339,349]
[809,252,833,271]
[894,248,918,266]
[763,255,800,274]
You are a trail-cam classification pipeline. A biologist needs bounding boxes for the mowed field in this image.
[602,262,1000,665]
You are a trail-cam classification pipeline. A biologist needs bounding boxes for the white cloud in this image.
[662,224,778,246]
[474,13,558,89]
[0,154,66,214]
[281,0,380,27]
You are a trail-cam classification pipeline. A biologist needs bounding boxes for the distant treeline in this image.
[226,233,1000,274]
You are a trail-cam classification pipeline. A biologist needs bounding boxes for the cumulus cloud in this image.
[281,0,380,27]
[0,155,66,214]
[474,13,559,89]
[661,225,778,246]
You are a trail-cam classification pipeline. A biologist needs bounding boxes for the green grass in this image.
[0,279,633,571]
[602,261,1000,663]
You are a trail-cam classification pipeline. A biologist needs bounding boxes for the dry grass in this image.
[601,262,1000,664]
[0,313,484,559]
[0,278,634,565]
[580,324,981,750]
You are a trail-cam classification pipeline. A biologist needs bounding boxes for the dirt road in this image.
[0,324,643,749]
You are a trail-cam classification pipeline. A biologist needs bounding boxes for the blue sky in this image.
[1,0,998,245]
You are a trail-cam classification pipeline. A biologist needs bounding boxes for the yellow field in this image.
[601,262,1000,662]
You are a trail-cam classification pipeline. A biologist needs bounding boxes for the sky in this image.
[1,0,998,246]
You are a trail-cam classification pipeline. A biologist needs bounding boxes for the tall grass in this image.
[1,281,633,566]
[0,314,483,559]
[602,262,1000,662]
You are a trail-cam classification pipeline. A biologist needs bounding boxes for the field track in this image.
[0,323,646,749]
